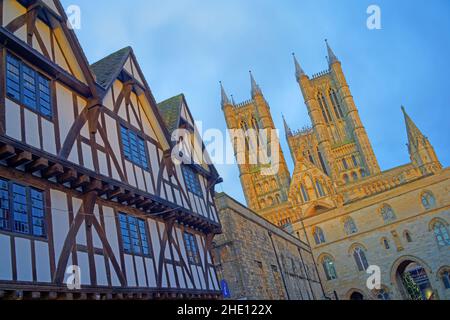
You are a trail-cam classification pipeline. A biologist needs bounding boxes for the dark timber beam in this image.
[0,145,15,160]
[107,187,125,200]
[42,163,64,179]
[84,179,103,193]
[25,157,49,173]
[58,168,78,184]
[72,175,90,189]
[117,191,135,204]
[7,151,32,167]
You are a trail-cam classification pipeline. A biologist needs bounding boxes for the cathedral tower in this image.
[293,41,381,185]
[221,74,293,225]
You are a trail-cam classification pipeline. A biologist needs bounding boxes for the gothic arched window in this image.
[300,184,309,202]
[441,271,450,289]
[342,159,349,170]
[382,238,390,250]
[329,89,343,120]
[432,221,450,247]
[380,205,396,223]
[318,93,332,123]
[316,180,326,198]
[313,227,326,245]
[317,149,329,176]
[352,172,358,181]
[322,256,338,280]
[329,89,344,119]
[353,247,369,272]
[344,217,358,235]
[421,192,436,210]
[352,155,358,167]
[360,169,367,178]
[404,231,413,243]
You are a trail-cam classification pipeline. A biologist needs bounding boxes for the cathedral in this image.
[221,41,450,300]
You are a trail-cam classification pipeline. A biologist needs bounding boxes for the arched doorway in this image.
[350,292,364,300]
[395,260,434,300]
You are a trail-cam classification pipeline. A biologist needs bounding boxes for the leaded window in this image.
[433,222,450,247]
[322,256,337,280]
[313,227,326,245]
[182,166,203,197]
[353,247,369,272]
[421,192,436,210]
[344,217,358,235]
[381,205,396,223]
[442,271,450,289]
[0,179,46,238]
[6,54,52,118]
[184,232,200,265]
[120,125,149,170]
[119,213,150,256]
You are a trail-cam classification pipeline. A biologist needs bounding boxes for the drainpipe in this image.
[268,231,291,300]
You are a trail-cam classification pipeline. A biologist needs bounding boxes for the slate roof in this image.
[90,47,132,89]
[157,94,184,134]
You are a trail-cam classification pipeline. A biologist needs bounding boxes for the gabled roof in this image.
[90,46,173,150]
[157,94,184,134]
[157,94,220,180]
[90,47,132,89]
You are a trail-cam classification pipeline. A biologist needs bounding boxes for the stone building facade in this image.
[213,193,324,300]
[221,41,450,300]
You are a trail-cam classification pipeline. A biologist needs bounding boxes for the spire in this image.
[249,71,262,97]
[401,106,441,173]
[220,81,231,107]
[231,94,236,106]
[283,114,292,137]
[402,105,426,148]
[292,53,305,81]
[325,39,339,65]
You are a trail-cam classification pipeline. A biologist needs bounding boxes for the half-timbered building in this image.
[0,0,222,300]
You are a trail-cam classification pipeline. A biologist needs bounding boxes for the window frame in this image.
[118,212,152,258]
[344,217,358,235]
[353,247,369,272]
[433,222,450,247]
[421,191,436,210]
[120,124,150,171]
[313,227,326,245]
[380,205,396,223]
[182,165,203,197]
[183,231,201,265]
[322,256,338,281]
[5,52,53,120]
[442,271,450,289]
[0,178,47,239]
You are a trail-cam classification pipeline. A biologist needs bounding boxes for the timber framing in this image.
[0,136,220,233]
[0,0,223,300]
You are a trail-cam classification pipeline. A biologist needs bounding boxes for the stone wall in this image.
[213,193,324,300]
[295,168,450,300]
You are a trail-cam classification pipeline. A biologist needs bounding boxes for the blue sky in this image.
[62,0,450,204]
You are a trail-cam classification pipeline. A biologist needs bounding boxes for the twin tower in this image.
[220,41,441,226]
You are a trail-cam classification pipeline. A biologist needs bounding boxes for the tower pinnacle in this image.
[292,53,306,81]
[283,114,292,137]
[401,106,441,174]
[325,39,339,65]
[249,71,262,97]
[220,81,231,107]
